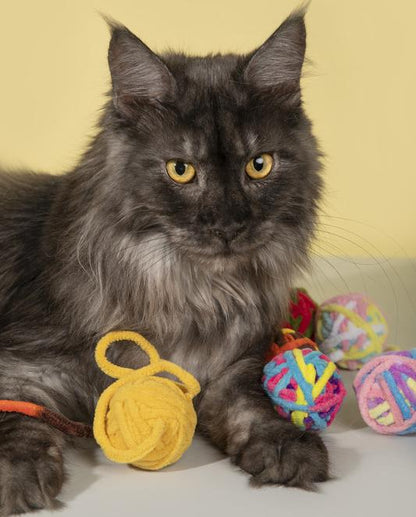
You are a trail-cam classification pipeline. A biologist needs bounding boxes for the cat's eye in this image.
[166,160,196,184]
[245,153,274,180]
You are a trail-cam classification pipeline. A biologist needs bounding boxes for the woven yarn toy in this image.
[281,288,318,339]
[354,349,416,435]
[315,293,388,370]
[0,400,92,437]
[263,329,346,430]
[93,331,200,470]
[0,331,200,471]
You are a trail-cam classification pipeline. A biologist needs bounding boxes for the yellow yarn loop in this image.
[93,331,200,470]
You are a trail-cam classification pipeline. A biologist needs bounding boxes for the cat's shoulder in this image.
[0,169,62,245]
[0,169,61,199]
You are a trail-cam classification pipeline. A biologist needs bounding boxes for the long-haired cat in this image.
[0,7,327,515]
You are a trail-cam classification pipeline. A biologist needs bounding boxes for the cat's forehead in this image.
[164,53,243,89]
[163,54,263,160]
[169,105,259,163]
[177,121,259,163]
[165,53,248,115]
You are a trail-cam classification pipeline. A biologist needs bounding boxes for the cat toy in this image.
[93,331,200,470]
[0,400,92,438]
[315,293,388,370]
[0,331,200,471]
[354,349,416,435]
[281,288,318,339]
[263,329,346,430]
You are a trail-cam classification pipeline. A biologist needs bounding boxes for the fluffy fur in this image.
[0,8,327,515]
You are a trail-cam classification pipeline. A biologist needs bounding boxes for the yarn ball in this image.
[263,339,346,430]
[93,331,200,471]
[315,293,388,370]
[281,288,318,339]
[94,375,197,470]
[353,349,416,435]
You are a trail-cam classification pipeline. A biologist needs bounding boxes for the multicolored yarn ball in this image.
[315,293,388,370]
[263,329,346,431]
[281,288,318,339]
[354,349,416,435]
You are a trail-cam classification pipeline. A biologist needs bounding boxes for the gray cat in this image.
[0,8,327,515]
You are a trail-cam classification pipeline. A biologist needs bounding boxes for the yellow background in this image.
[0,0,414,257]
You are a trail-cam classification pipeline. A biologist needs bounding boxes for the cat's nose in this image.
[209,224,245,243]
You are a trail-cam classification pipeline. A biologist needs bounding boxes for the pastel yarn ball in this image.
[354,349,416,435]
[315,293,388,370]
[93,374,197,470]
[263,348,346,431]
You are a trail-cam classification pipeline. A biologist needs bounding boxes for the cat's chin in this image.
[189,252,252,274]
[182,241,266,268]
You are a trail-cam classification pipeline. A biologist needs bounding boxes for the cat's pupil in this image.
[253,156,264,171]
[175,161,186,175]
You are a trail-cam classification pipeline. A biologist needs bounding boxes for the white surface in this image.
[39,258,416,517]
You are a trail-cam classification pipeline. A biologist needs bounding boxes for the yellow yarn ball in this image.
[93,331,200,471]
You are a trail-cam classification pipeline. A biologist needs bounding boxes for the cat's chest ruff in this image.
[126,248,281,383]
[158,307,266,385]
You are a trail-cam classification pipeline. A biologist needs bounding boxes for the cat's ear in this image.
[243,9,306,101]
[107,22,176,118]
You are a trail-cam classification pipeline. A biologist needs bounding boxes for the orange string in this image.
[0,399,44,418]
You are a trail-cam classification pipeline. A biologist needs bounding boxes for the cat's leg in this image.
[196,356,329,489]
[0,412,65,515]
[0,371,93,515]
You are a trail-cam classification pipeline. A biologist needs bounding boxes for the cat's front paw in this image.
[0,435,65,515]
[232,425,329,489]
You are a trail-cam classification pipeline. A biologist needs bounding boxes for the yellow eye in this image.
[166,160,196,184]
[245,153,274,180]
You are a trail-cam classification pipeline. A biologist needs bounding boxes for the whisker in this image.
[318,221,416,313]
[316,227,402,343]
[311,239,369,295]
[138,243,181,277]
[309,243,357,294]
[115,234,168,256]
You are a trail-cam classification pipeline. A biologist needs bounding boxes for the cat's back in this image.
[0,169,60,216]
[0,170,61,244]
[0,171,61,310]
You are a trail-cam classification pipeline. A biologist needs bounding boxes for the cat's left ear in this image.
[243,8,306,101]
[107,22,176,119]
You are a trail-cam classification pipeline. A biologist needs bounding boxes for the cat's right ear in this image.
[107,22,176,119]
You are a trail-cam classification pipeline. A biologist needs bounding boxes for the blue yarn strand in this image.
[383,370,411,420]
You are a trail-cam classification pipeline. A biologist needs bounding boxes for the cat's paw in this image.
[232,425,329,489]
[0,437,65,515]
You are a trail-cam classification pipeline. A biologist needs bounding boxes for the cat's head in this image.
[100,9,322,271]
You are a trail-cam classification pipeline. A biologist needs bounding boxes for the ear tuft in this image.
[107,22,175,119]
[244,8,307,97]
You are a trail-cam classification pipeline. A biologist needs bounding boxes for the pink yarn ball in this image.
[354,350,416,435]
[315,293,388,370]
